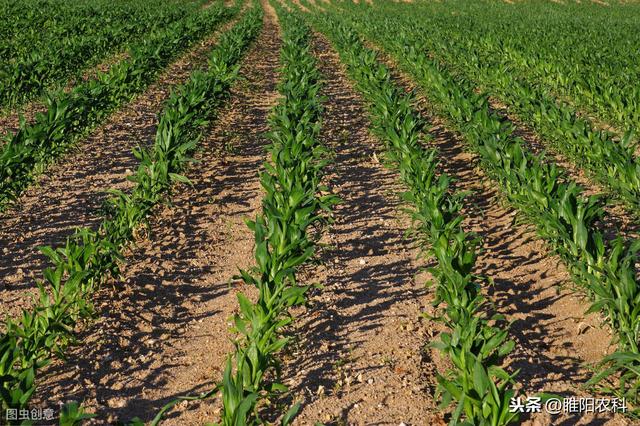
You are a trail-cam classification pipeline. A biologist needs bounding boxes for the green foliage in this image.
[308,14,519,426]
[0,3,236,210]
[214,5,337,425]
[59,401,97,426]
[327,2,640,416]
[0,0,210,109]
[0,4,260,415]
[368,4,640,215]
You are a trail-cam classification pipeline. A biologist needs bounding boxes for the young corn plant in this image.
[215,6,337,425]
[308,14,519,426]
[332,6,640,416]
[0,3,238,211]
[0,5,261,416]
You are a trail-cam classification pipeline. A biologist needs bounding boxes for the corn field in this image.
[0,0,639,425]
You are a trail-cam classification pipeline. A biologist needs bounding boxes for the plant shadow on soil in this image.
[422,111,616,426]
[435,123,590,376]
[35,100,270,422]
[372,52,610,421]
[37,10,284,423]
[0,121,150,293]
[268,34,438,424]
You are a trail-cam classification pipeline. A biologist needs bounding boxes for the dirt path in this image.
[369,46,626,425]
[0,14,244,319]
[34,3,282,424]
[278,33,444,425]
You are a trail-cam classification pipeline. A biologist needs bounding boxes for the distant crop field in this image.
[1,0,639,425]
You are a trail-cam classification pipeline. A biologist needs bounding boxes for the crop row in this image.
[154,5,337,425]
[370,0,640,135]
[325,3,640,415]
[354,4,640,215]
[0,0,207,109]
[0,2,237,211]
[0,6,261,420]
[0,0,199,60]
[216,3,337,423]
[302,8,520,425]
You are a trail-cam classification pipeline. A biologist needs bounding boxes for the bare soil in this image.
[0,49,131,139]
[5,3,638,426]
[291,0,311,13]
[277,32,445,425]
[370,41,628,426]
[0,14,242,319]
[34,3,282,424]
[0,1,220,137]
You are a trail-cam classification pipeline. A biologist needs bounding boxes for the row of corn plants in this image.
[0,2,238,211]
[320,4,640,416]
[304,10,519,425]
[217,4,338,423]
[382,0,640,137]
[0,0,207,109]
[348,4,640,215]
[0,8,262,422]
[152,6,337,425]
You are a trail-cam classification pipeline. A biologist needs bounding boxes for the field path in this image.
[34,3,282,424]
[279,32,444,425]
[0,13,243,319]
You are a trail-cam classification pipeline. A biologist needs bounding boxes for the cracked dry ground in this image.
[34,4,282,424]
[0,14,241,320]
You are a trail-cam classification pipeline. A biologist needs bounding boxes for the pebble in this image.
[577,321,590,335]
[108,398,126,408]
